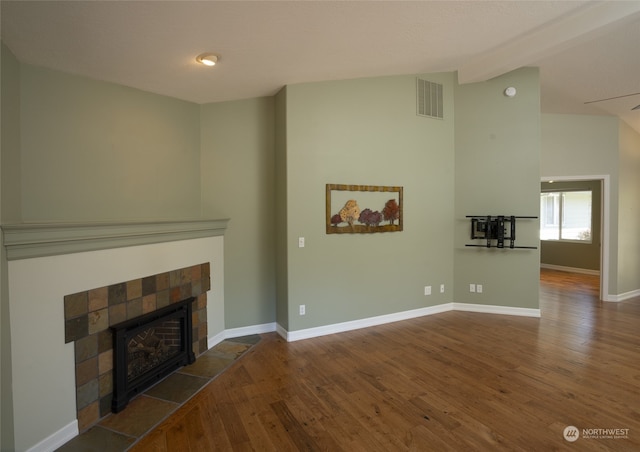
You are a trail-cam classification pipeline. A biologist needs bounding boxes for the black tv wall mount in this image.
[466,215,538,249]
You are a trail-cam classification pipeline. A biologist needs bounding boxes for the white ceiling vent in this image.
[417,78,443,119]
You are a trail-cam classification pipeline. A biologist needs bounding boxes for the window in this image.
[540,190,592,242]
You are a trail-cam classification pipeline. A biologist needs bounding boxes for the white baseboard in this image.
[278,302,541,342]
[215,302,541,346]
[208,322,278,349]
[225,322,277,339]
[25,420,78,452]
[606,289,640,302]
[207,330,226,349]
[452,302,541,318]
[540,263,600,276]
[276,323,288,340]
[280,304,454,342]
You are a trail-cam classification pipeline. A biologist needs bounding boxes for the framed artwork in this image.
[326,184,403,234]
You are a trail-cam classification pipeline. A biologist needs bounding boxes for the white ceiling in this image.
[2,1,640,132]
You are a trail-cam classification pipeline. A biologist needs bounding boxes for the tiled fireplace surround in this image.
[2,218,227,451]
[63,263,211,432]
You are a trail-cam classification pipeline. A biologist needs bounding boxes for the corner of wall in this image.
[274,87,289,330]
[1,40,19,452]
[616,119,640,294]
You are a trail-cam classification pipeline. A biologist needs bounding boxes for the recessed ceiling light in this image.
[196,53,219,66]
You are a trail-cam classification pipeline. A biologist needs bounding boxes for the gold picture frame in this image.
[326,184,403,234]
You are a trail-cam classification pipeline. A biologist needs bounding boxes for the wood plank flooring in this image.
[131,269,640,451]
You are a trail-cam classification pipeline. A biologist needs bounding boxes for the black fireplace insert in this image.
[110,297,196,413]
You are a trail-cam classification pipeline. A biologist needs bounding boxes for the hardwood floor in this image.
[132,269,640,451]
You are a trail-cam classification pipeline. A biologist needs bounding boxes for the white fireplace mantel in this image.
[3,218,228,451]
[1,218,229,260]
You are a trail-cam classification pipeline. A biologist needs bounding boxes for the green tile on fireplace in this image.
[179,352,235,378]
[108,282,126,306]
[227,334,262,345]
[65,316,89,344]
[145,372,208,404]
[64,292,88,320]
[141,275,156,296]
[210,340,252,359]
[98,395,178,438]
[55,425,134,452]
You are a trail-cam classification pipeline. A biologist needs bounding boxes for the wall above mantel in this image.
[1,218,229,260]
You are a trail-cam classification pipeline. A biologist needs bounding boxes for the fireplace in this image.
[63,262,211,431]
[111,297,196,413]
[3,219,226,450]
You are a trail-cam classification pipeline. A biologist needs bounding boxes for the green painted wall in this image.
[540,180,601,271]
[1,45,21,223]
[19,64,201,222]
[540,114,620,293]
[453,67,541,309]
[617,120,640,295]
[200,97,277,328]
[282,73,456,331]
[1,42,19,451]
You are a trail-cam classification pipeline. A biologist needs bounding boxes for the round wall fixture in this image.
[504,87,517,98]
[196,53,219,66]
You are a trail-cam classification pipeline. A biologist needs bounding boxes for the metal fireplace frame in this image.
[111,297,196,413]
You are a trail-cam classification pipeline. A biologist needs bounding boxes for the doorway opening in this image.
[540,175,609,301]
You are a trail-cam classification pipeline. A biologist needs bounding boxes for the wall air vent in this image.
[416,78,443,119]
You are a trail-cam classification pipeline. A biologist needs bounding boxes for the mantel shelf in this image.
[1,218,229,260]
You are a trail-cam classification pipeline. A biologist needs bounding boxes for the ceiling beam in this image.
[457,1,640,84]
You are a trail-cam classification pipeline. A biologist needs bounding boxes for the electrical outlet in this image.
[469,284,476,293]
[477,284,483,293]
[440,284,445,293]
[424,286,431,296]
[299,304,306,315]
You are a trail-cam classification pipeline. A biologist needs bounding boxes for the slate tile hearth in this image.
[56,335,259,452]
